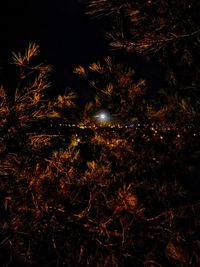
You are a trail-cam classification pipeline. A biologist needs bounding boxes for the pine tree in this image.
[0,1,200,267]
[82,0,200,124]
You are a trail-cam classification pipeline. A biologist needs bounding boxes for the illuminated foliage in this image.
[0,43,77,154]
[0,1,200,266]
[84,0,200,127]
[74,57,147,123]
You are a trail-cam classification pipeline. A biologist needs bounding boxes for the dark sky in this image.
[0,0,107,97]
[0,0,164,102]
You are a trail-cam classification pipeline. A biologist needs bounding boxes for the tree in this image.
[0,1,200,267]
[81,0,200,125]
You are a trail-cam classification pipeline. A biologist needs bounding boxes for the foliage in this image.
[84,0,200,120]
[74,57,147,123]
[1,114,200,266]
[0,43,77,154]
[0,1,200,266]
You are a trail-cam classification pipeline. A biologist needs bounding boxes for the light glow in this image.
[99,113,106,120]
[94,110,111,123]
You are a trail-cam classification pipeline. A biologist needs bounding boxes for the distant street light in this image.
[94,110,111,124]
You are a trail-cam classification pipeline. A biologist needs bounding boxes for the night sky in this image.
[0,0,164,102]
[0,0,107,98]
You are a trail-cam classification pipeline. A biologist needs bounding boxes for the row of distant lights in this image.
[45,124,198,142]
[47,112,198,140]
[49,122,197,131]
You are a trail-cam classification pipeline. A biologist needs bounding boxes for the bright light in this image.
[94,110,111,123]
[100,114,106,120]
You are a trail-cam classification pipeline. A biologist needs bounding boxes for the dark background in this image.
[0,0,164,102]
[0,0,107,99]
